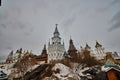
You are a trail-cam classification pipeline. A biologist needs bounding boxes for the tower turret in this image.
[95,41,102,48]
[95,41,106,60]
[54,24,60,37]
[68,38,77,52]
[95,41,104,54]
[51,24,61,45]
[41,44,47,58]
[48,24,66,63]
[85,43,91,50]
[68,38,77,57]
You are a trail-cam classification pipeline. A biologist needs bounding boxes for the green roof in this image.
[95,41,102,48]
[105,60,120,70]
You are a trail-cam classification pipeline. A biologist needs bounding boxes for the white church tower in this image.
[48,24,65,63]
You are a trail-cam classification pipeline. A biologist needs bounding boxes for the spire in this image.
[43,44,46,50]
[85,43,91,50]
[41,44,47,58]
[9,50,13,56]
[68,37,77,59]
[95,40,102,48]
[54,24,60,36]
[68,37,77,52]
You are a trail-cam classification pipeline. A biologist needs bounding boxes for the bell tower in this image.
[48,24,66,63]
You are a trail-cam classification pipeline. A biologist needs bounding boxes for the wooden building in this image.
[105,68,120,80]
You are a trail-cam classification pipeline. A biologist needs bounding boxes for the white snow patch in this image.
[52,63,74,79]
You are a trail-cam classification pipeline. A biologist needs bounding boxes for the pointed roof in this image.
[85,43,91,49]
[43,44,46,50]
[63,51,68,56]
[41,44,47,58]
[105,60,115,67]
[42,44,47,53]
[95,41,102,48]
[9,50,13,56]
[54,24,60,35]
[104,59,120,71]
[68,38,77,51]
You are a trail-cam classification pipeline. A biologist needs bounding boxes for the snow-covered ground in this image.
[1,62,102,80]
[0,63,15,75]
[52,63,72,80]
[52,63,93,80]
[27,64,39,72]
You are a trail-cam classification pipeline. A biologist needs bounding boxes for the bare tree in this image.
[81,49,100,67]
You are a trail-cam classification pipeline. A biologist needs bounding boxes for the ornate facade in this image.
[94,41,106,60]
[47,24,65,63]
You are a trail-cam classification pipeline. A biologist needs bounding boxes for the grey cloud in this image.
[61,8,81,34]
[110,0,120,5]
[0,21,26,30]
[0,31,2,36]
[61,14,77,36]
[0,17,33,35]
[109,11,120,31]
[6,46,12,50]
[97,0,120,12]
[62,15,76,28]
[106,0,120,9]
[96,0,120,31]
[1,0,120,62]
[24,32,31,36]
[0,24,7,35]
[23,27,34,36]
[0,24,7,28]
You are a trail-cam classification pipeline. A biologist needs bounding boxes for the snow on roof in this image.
[102,65,120,72]
[104,67,120,72]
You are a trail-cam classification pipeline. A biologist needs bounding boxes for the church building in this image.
[47,24,66,63]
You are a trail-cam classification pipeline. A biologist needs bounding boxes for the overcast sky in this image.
[0,0,120,62]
